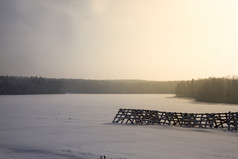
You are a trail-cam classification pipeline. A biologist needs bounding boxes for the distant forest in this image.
[176,77,238,104]
[0,76,179,94]
[2,76,238,104]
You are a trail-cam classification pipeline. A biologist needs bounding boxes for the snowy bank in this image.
[0,94,238,159]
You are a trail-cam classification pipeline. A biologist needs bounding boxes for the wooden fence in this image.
[112,109,238,131]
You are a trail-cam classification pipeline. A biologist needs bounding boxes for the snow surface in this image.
[0,94,238,159]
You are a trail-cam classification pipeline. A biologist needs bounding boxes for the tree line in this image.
[2,76,238,104]
[0,76,63,94]
[176,77,238,104]
[0,76,179,94]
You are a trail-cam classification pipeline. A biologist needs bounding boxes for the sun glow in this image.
[1,0,238,80]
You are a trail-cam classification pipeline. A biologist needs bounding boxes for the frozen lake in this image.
[0,94,238,159]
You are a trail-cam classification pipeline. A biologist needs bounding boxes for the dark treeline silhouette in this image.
[62,79,179,94]
[0,76,63,94]
[0,76,179,95]
[176,77,238,104]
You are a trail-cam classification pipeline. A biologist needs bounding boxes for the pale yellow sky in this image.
[1,0,238,80]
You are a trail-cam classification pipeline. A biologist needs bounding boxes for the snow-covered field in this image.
[0,94,238,159]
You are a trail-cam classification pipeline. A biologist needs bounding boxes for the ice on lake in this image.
[0,94,238,159]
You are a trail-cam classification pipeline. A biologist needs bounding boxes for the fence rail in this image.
[112,109,238,131]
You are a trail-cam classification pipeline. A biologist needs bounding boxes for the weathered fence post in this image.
[228,111,231,131]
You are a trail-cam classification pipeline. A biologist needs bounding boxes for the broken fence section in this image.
[112,109,238,131]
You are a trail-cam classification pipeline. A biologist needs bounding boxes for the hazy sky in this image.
[1,0,238,80]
